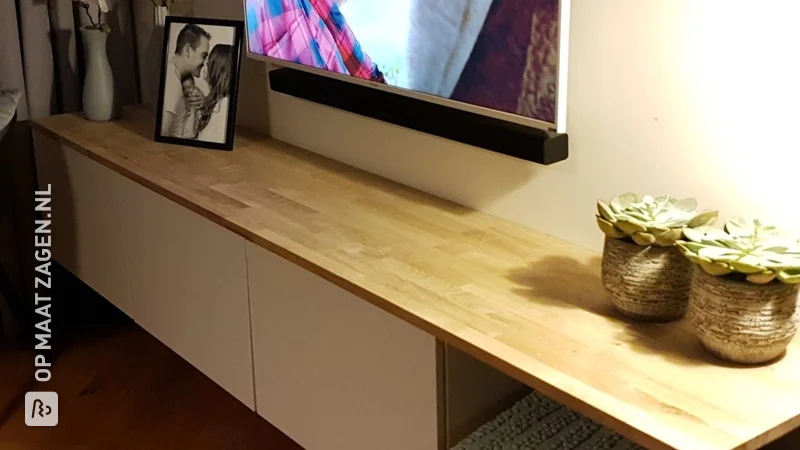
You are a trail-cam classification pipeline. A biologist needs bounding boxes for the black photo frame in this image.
[154,16,244,151]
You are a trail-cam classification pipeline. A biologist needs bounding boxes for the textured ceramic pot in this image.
[81,28,115,122]
[601,237,693,322]
[689,267,800,365]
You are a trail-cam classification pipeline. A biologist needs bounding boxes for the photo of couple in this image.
[156,19,243,150]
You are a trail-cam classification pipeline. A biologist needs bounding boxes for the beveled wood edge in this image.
[32,120,781,450]
[742,416,800,450]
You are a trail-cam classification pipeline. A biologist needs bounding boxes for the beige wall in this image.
[141,1,800,252]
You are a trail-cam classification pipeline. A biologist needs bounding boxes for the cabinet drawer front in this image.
[247,243,441,450]
[33,134,132,315]
[124,177,254,409]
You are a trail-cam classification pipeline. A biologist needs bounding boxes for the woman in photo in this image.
[197,44,232,142]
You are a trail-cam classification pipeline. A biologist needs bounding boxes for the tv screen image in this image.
[244,0,567,130]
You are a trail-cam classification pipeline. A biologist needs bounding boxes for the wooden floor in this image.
[0,287,302,450]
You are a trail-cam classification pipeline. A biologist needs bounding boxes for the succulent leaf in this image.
[597,201,616,222]
[647,225,670,233]
[678,218,800,285]
[724,218,753,237]
[777,269,800,284]
[596,193,716,247]
[712,253,745,262]
[654,228,683,247]
[596,216,626,238]
[747,271,777,284]
[681,227,707,243]
[682,226,730,243]
[617,193,639,208]
[697,246,739,259]
[609,198,625,214]
[700,261,733,276]
[631,232,656,246]
[673,198,698,214]
[684,252,713,265]
[677,241,707,254]
[615,219,648,234]
[688,210,719,228]
[729,260,767,274]
[626,211,653,222]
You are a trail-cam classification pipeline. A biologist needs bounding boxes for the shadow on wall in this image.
[142,23,165,106]
[267,85,544,210]
[106,0,139,110]
[50,28,82,113]
[132,0,196,105]
[236,55,271,135]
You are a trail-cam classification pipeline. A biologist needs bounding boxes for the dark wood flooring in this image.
[0,267,302,450]
[0,322,303,450]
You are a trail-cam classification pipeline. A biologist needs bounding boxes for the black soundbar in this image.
[268,67,568,165]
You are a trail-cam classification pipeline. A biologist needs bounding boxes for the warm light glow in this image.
[678,2,800,228]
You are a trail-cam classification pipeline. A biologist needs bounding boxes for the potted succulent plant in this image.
[677,219,800,364]
[596,193,718,321]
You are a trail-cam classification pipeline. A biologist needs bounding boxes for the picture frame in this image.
[154,16,244,151]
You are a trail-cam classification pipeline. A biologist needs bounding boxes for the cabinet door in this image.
[246,243,442,450]
[32,133,132,315]
[123,181,254,409]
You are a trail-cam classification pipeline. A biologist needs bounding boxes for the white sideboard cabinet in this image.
[32,126,530,450]
[33,134,256,409]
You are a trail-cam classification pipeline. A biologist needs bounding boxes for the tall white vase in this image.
[154,6,169,27]
[81,28,115,122]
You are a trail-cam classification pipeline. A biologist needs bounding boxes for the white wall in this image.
[267,0,800,252]
[154,1,800,252]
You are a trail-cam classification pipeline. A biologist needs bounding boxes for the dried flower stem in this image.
[82,5,98,28]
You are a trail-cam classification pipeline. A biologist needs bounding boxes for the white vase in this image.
[81,28,115,122]
[154,6,169,27]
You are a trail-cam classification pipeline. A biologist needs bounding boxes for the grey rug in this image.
[451,390,646,450]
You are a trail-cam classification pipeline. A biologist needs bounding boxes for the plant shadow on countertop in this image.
[507,255,775,368]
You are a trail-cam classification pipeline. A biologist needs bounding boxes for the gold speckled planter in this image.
[601,237,693,322]
[689,267,800,365]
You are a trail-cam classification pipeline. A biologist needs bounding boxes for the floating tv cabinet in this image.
[32,107,800,450]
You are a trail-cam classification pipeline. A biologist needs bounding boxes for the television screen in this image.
[244,0,568,130]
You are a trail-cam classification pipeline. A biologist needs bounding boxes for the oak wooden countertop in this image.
[32,108,800,450]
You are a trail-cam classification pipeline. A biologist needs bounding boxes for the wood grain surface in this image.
[31,108,800,450]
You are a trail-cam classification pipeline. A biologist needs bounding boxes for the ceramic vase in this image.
[81,28,115,122]
[154,5,169,27]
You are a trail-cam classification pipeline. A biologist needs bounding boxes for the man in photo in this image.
[161,24,211,137]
